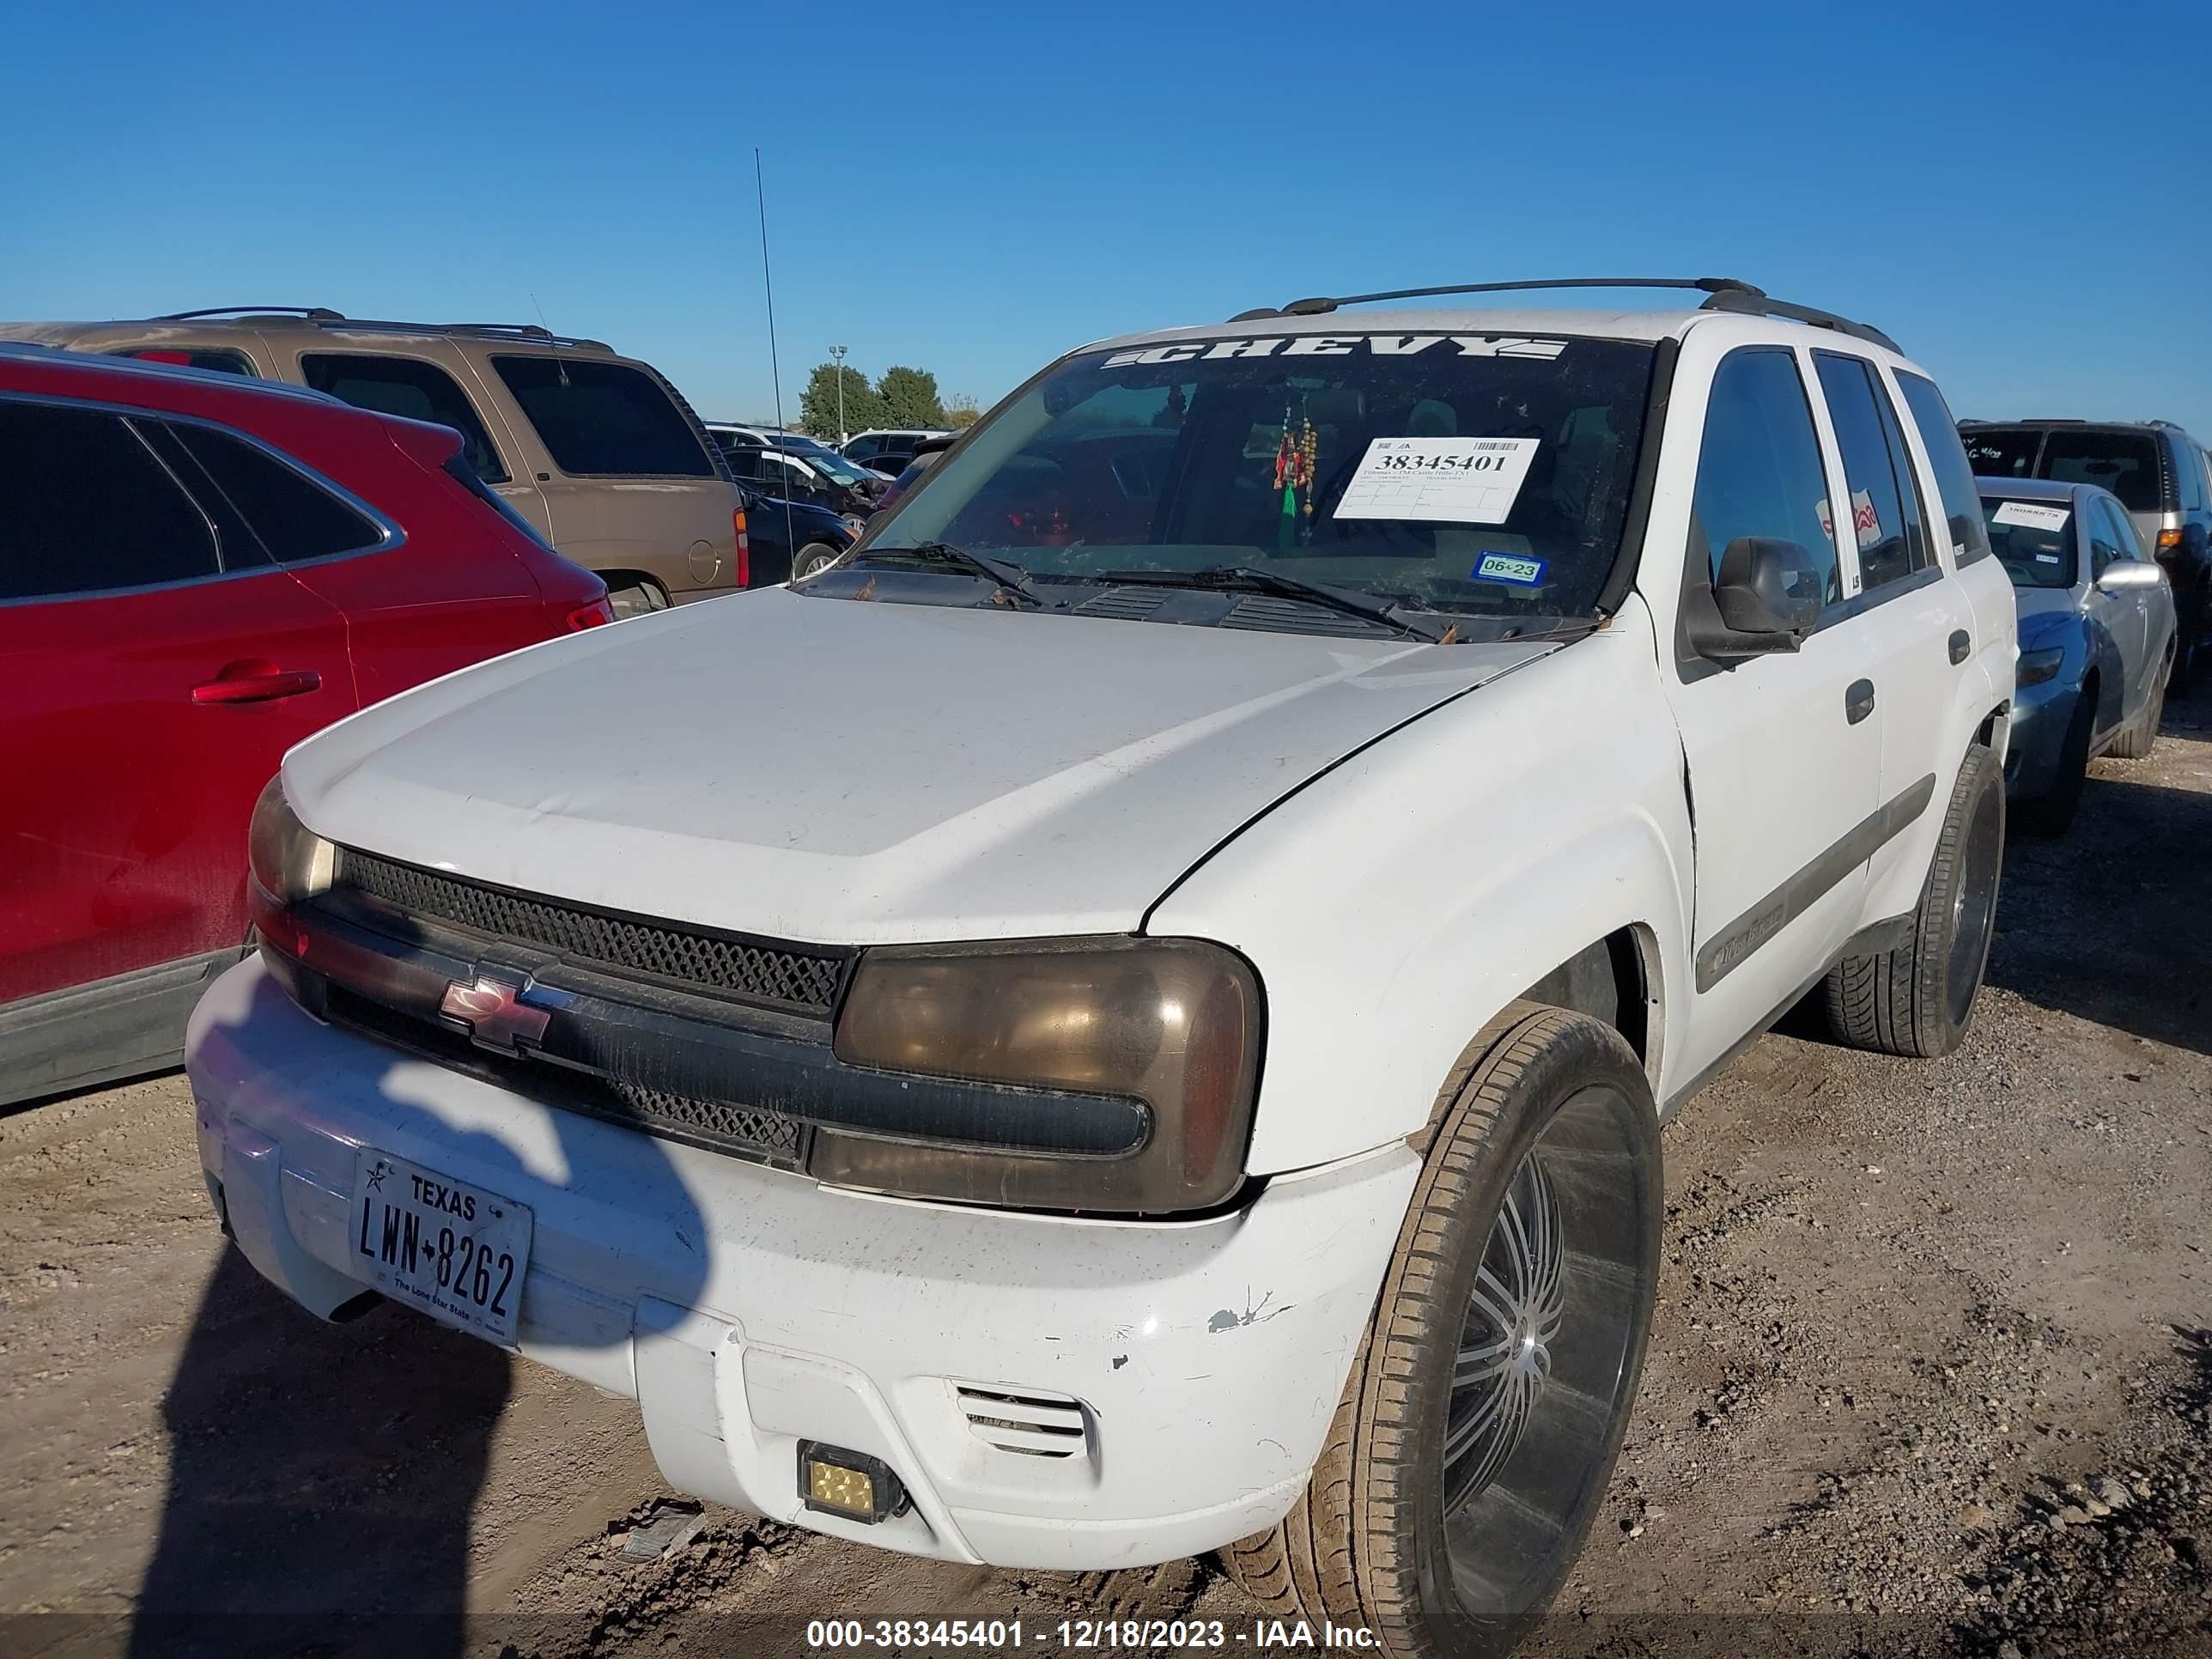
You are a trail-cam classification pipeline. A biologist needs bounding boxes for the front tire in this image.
[1226,1006,1661,1659]
[1821,742,2003,1058]
[793,543,842,581]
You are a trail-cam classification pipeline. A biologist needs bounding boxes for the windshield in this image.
[1981,495,2076,588]
[866,331,1656,619]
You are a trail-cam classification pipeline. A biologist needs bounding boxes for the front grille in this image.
[337,850,846,1015]
[325,987,811,1170]
[608,1082,807,1164]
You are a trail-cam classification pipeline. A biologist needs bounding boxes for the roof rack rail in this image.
[156,306,346,322]
[1230,276,1900,353]
[1693,287,1900,354]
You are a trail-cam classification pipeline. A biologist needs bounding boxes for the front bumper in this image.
[2002,673,2079,799]
[185,957,1415,1569]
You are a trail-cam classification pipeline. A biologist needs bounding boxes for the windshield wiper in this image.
[1092,565,1455,642]
[850,541,1042,607]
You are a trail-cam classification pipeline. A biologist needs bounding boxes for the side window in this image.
[489,356,714,478]
[2087,501,2125,578]
[1869,374,1934,572]
[1688,348,1841,611]
[1895,374,1995,567]
[167,423,385,564]
[2100,499,2143,563]
[0,400,220,600]
[1813,354,1919,594]
[116,347,258,377]
[301,353,509,483]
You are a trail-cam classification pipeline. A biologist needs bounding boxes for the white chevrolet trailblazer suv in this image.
[190,278,2016,1657]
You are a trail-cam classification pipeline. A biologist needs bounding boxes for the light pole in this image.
[828,343,848,444]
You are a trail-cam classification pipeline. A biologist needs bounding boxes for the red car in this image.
[0,345,612,1105]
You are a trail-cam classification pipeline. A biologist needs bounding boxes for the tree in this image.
[876,365,948,429]
[945,393,981,429]
[797,362,882,440]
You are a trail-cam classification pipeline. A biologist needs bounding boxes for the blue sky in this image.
[6,1,2208,434]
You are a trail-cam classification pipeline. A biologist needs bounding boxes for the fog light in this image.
[799,1441,906,1524]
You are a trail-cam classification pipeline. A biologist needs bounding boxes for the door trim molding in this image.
[1694,773,1936,993]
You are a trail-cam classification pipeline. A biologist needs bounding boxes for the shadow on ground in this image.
[130,1249,511,1657]
[1985,693,2212,1057]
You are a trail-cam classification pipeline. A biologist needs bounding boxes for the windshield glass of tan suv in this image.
[868,332,1657,620]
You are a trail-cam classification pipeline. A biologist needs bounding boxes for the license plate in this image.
[349,1149,533,1344]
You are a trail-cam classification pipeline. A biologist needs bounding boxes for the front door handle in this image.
[1948,629,1971,665]
[192,662,324,705]
[1845,678,1876,725]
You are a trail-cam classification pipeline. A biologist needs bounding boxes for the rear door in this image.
[297,349,556,545]
[0,397,357,1009]
[162,415,543,707]
[1810,352,1977,911]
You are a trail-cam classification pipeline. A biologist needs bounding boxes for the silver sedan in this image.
[1979,477,2176,836]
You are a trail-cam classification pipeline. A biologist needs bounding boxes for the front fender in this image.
[1150,604,1692,1175]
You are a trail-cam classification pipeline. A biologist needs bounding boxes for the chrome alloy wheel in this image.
[1444,1152,1565,1510]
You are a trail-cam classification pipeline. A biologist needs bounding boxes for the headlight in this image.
[2017,646,2066,688]
[816,937,1261,1214]
[247,775,335,915]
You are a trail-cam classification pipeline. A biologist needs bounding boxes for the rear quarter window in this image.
[489,356,714,477]
[165,422,386,563]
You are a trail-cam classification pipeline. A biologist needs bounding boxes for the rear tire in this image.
[2106,653,2168,760]
[1224,1005,1661,1659]
[2015,695,2093,837]
[1821,743,2003,1058]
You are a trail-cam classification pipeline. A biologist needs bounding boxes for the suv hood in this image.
[285,589,1553,945]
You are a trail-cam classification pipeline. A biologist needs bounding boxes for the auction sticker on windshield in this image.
[1334,437,1539,525]
[351,1148,533,1343]
[1991,501,2071,533]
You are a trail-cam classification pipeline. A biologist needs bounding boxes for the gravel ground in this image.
[3,695,2208,1659]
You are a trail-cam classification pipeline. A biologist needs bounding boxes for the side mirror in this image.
[2097,558,2164,592]
[1686,537,1824,660]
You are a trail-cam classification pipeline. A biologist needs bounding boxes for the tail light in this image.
[566,599,615,630]
[734,507,752,588]
[131,349,193,366]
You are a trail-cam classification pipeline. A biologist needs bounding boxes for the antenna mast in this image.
[753,149,796,565]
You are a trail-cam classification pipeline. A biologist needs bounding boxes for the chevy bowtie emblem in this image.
[440,975,552,1053]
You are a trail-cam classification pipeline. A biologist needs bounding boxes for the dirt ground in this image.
[4,696,2209,1659]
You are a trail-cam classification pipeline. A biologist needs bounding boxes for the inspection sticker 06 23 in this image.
[1474,552,1547,585]
[1334,436,1540,526]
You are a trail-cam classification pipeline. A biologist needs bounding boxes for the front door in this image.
[1656,345,1884,1086]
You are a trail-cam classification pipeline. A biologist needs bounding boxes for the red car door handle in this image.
[191,665,324,704]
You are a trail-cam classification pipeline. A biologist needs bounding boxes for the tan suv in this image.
[0,307,744,617]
